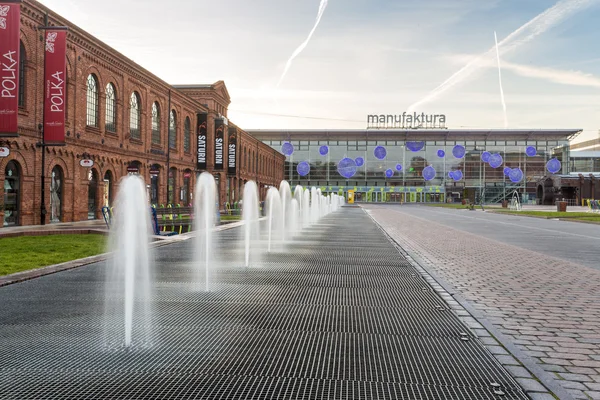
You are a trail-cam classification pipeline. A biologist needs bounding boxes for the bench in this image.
[152,204,194,235]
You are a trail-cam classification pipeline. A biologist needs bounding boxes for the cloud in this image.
[407,0,597,112]
[276,0,329,87]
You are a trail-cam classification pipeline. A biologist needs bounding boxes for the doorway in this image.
[3,161,20,226]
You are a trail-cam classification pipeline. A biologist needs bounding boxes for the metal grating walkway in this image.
[0,208,529,399]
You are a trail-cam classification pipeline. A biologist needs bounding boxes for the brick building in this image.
[0,0,285,227]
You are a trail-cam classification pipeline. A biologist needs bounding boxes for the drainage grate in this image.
[0,208,528,399]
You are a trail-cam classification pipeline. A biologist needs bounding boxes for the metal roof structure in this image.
[247,129,582,142]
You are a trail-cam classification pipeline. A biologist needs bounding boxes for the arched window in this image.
[129,92,141,139]
[151,102,161,144]
[184,117,191,153]
[86,74,99,127]
[18,42,25,107]
[169,110,176,149]
[105,83,116,132]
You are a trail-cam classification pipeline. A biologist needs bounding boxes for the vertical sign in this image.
[196,113,207,170]
[43,28,67,144]
[214,118,224,170]
[0,1,21,137]
[227,127,237,175]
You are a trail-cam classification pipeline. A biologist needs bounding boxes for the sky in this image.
[37,0,600,143]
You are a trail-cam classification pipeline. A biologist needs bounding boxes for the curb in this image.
[363,207,572,400]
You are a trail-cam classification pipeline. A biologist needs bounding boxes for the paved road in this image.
[366,204,600,400]
[389,205,600,270]
[0,209,530,399]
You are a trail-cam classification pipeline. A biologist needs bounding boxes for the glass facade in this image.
[257,131,574,204]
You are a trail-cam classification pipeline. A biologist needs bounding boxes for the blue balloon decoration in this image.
[374,146,387,160]
[337,157,357,179]
[395,164,403,172]
[437,149,445,158]
[319,145,329,156]
[481,151,491,163]
[355,157,364,167]
[452,170,463,181]
[385,169,394,178]
[448,171,454,179]
[509,168,523,183]
[406,141,425,152]
[547,158,561,174]
[422,165,436,181]
[526,146,537,157]
[503,167,511,176]
[297,161,310,177]
[281,142,294,156]
[452,145,466,159]
[489,153,503,168]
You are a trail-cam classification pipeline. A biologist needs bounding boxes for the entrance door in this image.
[151,175,159,205]
[3,161,20,226]
[88,169,98,219]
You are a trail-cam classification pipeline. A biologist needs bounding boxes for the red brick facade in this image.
[0,0,285,227]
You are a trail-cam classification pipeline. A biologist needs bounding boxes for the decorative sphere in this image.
[281,142,294,156]
[395,164,403,171]
[547,158,561,174]
[452,170,463,181]
[297,161,310,177]
[437,149,445,158]
[526,146,537,157]
[337,157,357,179]
[406,141,425,152]
[422,165,436,181]
[385,169,394,178]
[374,146,387,160]
[509,168,523,183]
[481,151,491,163]
[355,157,364,167]
[503,167,511,176]
[452,145,466,159]
[319,145,329,156]
[489,153,503,168]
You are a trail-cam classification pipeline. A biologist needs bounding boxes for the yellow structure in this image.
[347,190,355,204]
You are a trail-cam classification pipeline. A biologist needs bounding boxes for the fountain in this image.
[294,185,303,219]
[266,187,282,252]
[242,180,260,267]
[194,172,217,292]
[290,199,299,238]
[310,187,319,223]
[302,188,310,228]
[104,175,153,349]
[279,181,292,241]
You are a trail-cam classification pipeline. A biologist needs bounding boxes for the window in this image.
[129,92,141,139]
[18,42,25,107]
[86,74,99,127]
[169,110,176,149]
[184,117,191,152]
[151,102,161,145]
[105,83,116,132]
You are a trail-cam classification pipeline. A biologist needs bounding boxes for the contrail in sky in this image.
[407,0,596,112]
[494,31,508,128]
[276,0,329,88]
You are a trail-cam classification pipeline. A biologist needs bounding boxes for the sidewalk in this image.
[366,204,600,400]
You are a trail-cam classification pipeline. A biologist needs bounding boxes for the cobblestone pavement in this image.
[365,204,600,400]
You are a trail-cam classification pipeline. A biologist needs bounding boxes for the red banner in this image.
[43,28,67,144]
[0,1,21,137]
